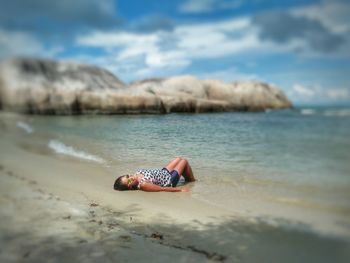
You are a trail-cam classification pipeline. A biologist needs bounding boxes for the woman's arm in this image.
[140,182,188,192]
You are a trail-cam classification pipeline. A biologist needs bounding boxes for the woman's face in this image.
[122,174,138,190]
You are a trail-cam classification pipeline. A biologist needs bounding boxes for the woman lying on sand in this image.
[113,157,195,192]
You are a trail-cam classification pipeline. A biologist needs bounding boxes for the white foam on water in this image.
[48,139,105,164]
[16,121,34,134]
[324,109,350,117]
[300,109,316,115]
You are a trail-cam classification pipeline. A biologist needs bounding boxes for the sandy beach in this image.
[1,112,349,263]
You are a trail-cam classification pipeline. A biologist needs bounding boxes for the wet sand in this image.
[0,113,349,262]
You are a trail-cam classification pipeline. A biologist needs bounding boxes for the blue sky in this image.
[0,0,349,105]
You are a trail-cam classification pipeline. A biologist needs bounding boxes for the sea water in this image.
[8,106,350,236]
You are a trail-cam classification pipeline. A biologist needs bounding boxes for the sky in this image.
[0,0,349,105]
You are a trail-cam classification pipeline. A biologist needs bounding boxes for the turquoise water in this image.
[15,107,350,234]
[32,107,350,182]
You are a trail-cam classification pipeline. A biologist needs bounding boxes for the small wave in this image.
[48,139,105,163]
[300,109,316,115]
[16,121,34,134]
[323,109,350,117]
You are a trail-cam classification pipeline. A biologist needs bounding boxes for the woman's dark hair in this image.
[113,175,129,191]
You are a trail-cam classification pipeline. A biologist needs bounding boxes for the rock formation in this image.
[0,58,292,114]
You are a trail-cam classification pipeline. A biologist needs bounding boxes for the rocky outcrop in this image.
[0,58,292,114]
[0,58,127,114]
[130,76,292,113]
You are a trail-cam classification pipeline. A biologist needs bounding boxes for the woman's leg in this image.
[173,159,195,182]
[185,161,195,181]
[164,157,182,172]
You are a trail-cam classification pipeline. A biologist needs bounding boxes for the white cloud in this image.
[75,17,261,79]
[327,88,350,100]
[0,29,42,58]
[76,31,190,69]
[0,29,63,58]
[75,4,350,82]
[76,17,258,65]
[145,50,190,68]
[288,83,350,103]
[292,0,350,34]
[179,0,241,14]
[76,10,347,80]
[74,15,307,81]
[290,0,350,57]
[173,17,262,59]
[76,31,158,48]
[291,84,316,97]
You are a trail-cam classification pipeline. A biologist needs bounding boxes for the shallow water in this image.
[3,106,350,236]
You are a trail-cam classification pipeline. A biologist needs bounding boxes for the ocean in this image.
[9,106,350,237]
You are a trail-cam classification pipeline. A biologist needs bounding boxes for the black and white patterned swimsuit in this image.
[137,169,172,188]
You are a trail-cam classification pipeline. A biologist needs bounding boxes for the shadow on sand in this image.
[2,203,349,263]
